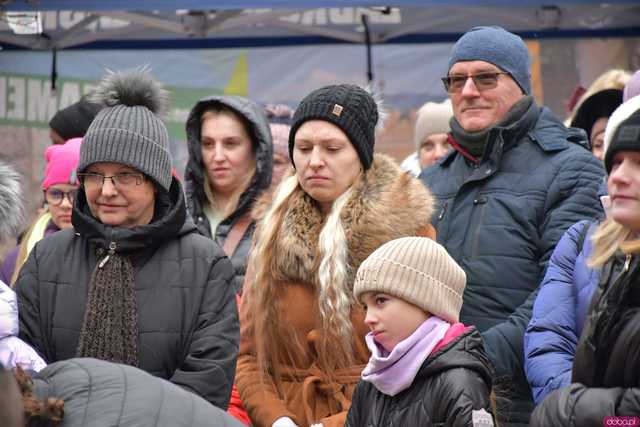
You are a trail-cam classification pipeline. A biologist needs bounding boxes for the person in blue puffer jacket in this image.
[523,219,600,404]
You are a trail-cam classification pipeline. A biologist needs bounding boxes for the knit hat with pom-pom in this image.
[79,68,172,191]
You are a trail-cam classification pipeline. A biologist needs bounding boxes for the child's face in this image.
[361,292,429,352]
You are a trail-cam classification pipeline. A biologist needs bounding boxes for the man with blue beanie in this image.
[420,26,605,426]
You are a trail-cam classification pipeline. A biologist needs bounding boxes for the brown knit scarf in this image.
[76,251,139,366]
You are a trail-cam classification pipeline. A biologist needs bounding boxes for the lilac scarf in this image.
[361,316,450,396]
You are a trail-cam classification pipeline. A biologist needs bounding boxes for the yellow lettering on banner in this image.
[7,77,25,121]
[224,53,248,96]
[527,40,544,104]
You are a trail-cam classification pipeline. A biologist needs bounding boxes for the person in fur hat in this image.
[15,69,239,409]
[235,84,435,427]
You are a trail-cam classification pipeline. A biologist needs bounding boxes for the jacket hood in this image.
[0,160,24,243]
[184,95,273,223]
[420,327,493,388]
[71,177,193,254]
[0,281,18,339]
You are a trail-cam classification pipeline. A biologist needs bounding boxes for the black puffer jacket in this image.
[185,95,272,293]
[33,358,244,427]
[420,101,604,425]
[17,179,239,409]
[530,253,640,426]
[345,328,494,427]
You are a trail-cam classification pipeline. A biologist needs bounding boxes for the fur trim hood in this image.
[253,153,434,289]
[0,160,24,243]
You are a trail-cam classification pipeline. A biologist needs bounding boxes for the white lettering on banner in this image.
[257,7,401,26]
[7,77,25,120]
[58,82,80,111]
[329,8,354,24]
[41,11,128,32]
[59,11,86,29]
[0,76,99,124]
[301,9,328,26]
[0,77,5,119]
[27,79,57,122]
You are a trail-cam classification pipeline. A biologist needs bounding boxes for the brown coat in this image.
[236,155,435,427]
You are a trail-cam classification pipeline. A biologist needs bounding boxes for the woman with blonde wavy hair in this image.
[531,95,640,425]
[235,84,436,427]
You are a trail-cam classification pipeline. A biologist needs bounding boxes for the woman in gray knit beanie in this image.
[14,68,239,410]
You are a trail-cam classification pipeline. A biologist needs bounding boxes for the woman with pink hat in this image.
[0,138,82,286]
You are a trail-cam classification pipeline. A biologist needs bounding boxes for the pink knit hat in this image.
[42,137,82,190]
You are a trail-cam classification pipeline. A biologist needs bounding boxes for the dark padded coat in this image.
[530,253,640,426]
[420,101,604,425]
[33,358,244,427]
[17,179,239,409]
[185,95,273,294]
[345,328,494,427]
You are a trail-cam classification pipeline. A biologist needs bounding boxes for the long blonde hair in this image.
[588,218,640,267]
[250,174,358,389]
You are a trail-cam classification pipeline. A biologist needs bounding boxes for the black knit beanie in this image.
[288,84,378,170]
[49,97,103,141]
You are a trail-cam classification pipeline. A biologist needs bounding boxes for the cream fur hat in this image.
[354,237,466,324]
[414,99,453,150]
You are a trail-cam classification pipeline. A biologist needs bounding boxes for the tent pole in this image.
[51,47,57,92]
[361,14,373,84]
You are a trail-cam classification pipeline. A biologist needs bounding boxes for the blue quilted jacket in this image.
[524,220,600,404]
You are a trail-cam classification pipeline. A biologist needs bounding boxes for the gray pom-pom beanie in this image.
[79,68,172,191]
[448,26,531,95]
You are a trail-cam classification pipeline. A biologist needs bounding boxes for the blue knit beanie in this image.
[448,26,531,95]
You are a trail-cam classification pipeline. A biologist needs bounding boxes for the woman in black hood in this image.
[185,96,273,293]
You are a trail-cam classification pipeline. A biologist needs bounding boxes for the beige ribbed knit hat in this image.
[414,99,453,150]
[353,237,466,323]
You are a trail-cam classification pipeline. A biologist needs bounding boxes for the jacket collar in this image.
[253,154,434,287]
[71,177,190,254]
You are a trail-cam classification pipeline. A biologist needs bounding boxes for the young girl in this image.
[346,237,495,426]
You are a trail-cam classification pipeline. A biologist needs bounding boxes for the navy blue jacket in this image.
[524,220,599,404]
[420,101,604,425]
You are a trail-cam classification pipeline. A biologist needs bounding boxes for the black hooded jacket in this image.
[345,328,494,427]
[185,95,272,293]
[16,179,239,409]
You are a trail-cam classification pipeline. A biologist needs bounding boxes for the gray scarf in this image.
[450,95,534,159]
[76,250,139,366]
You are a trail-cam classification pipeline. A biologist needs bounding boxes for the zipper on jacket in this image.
[438,202,448,220]
[98,241,117,269]
[624,253,632,272]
